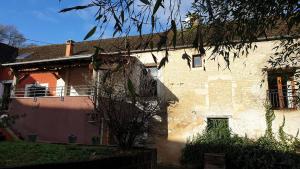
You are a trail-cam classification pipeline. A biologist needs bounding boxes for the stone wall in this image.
[134,40,300,166]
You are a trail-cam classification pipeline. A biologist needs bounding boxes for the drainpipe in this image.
[96,71,99,106]
[100,117,104,144]
[64,69,70,96]
[11,72,17,97]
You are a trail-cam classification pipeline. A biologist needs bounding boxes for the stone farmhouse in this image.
[0,31,299,165]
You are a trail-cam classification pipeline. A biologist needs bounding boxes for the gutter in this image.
[1,54,92,67]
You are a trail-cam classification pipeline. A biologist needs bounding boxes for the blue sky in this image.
[0,0,192,46]
[0,0,109,45]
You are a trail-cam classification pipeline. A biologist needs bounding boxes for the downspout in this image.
[11,70,17,97]
[64,69,70,96]
[95,70,104,144]
[100,117,104,145]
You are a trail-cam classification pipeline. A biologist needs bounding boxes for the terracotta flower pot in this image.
[68,134,77,144]
[27,134,38,142]
[91,136,100,145]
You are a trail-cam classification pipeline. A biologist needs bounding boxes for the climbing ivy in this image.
[264,101,275,139]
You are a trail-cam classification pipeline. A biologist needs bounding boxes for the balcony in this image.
[11,85,96,98]
[267,88,299,110]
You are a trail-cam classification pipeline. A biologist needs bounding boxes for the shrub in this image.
[181,130,300,169]
[181,122,299,168]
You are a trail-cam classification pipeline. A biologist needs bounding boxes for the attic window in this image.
[192,54,202,68]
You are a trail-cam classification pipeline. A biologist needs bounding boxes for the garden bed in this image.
[0,141,130,168]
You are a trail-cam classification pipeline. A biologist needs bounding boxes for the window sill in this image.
[191,66,202,70]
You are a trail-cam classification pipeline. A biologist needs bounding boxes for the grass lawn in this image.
[0,141,120,168]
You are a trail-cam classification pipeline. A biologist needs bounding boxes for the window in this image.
[206,118,229,137]
[192,54,202,68]
[147,67,158,96]
[267,70,297,109]
[25,84,48,97]
[140,66,158,97]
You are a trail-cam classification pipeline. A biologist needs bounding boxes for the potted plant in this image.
[68,134,77,144]
[28,133,38,142]
[91,136,100,145]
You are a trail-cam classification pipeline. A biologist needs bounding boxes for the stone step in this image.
[204,153,225,169]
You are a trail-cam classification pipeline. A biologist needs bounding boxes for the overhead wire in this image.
[0,33,55,45]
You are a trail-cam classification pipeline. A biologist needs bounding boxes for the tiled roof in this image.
[15,31,200,63]
[15,23,300,63]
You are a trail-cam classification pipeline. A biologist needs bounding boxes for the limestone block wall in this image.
[134,40,300,165]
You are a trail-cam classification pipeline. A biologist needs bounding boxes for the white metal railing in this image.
[11,85,96,98]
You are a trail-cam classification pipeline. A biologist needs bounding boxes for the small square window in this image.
[192,55,202,68]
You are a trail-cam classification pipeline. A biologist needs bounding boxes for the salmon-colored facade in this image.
[9,96,109,144]
[7,63,103,144]
[1,42,110,145]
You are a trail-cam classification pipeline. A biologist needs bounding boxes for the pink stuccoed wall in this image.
[9,96,108,144]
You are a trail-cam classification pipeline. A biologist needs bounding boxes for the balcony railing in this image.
[12,85,96,98]
[267,88,299,109]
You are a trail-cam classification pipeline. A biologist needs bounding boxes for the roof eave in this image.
[1,54,92,67]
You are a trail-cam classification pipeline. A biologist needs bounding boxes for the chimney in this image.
[65,40,74,57]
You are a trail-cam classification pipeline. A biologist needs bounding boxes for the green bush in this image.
[181,131,300,169]
[181,120,300,168]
